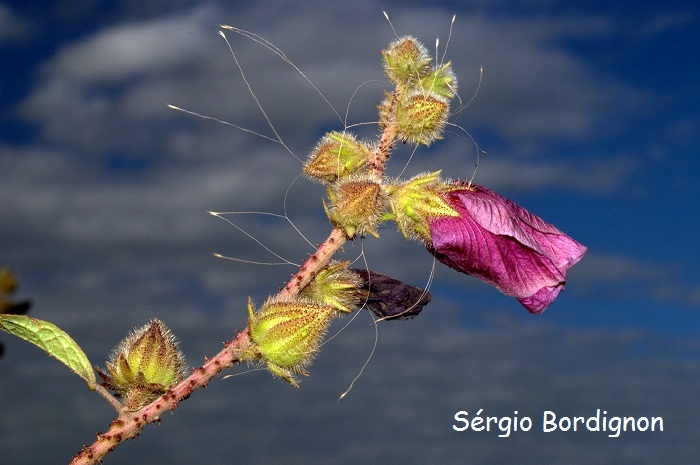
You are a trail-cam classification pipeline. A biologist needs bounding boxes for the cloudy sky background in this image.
[1,0,699,464]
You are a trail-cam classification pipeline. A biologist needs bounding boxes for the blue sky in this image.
[1,1,699,464]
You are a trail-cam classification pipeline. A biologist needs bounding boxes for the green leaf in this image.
[0,314,96,389]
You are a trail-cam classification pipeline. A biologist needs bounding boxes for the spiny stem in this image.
[279,227,347,297]
[70,329,251,465]
[371,122,397,176]
[370,88,399,176]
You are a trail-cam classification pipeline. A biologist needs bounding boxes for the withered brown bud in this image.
[351,269,431,320]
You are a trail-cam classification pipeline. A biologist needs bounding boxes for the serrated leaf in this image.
[0,314,96,389]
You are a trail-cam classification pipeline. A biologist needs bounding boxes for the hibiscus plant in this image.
[0,26,585,465]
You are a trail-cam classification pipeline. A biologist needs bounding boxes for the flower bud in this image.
[248,297,335,387]
[304,131,371,183]
[96,319,186,410]
[420,62,458,99]
[381,36,432,86]
[386,171,458,242]
[394,90,449,146]
[324,175,388,239]
[300,261,365,313]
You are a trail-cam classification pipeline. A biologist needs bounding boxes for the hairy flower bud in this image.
[304,131,371,183]
[324,175,388,239]
[97,319,186,410]
[300,261,365,313]
[248,297,335,387]
[386,171,459,241]
[381,36,432,86]
[420,62,458,99]
[394,90,449,146]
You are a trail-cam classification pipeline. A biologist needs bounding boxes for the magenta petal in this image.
[427,184,586,313]
[517,285,562,315]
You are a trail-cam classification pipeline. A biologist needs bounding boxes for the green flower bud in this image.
[323,175,388,239]
[300,261,365,313]
[381,36,432,86]
[97,319,186,411]
[420,62,458,99]
[304,131,371,183]
[247,297,335,387]
[395,90,450,146]
[385,171,459,242]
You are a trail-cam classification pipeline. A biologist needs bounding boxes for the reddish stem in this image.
[370,123,397,177]
[279,227,347,298]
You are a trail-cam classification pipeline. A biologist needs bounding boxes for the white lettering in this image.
[452,410,469,432]
[454,409,663,437]
[498,416,512,438]
[542,411,557,432]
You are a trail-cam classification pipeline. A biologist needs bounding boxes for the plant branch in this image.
[70,78,398,465]
[370,122,397,177]
[279,227,347,298]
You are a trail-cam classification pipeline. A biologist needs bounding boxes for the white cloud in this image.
[47,4,221,82]
[18,2,646,154]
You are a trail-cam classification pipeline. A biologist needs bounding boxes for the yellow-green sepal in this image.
[387,171,459,241]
